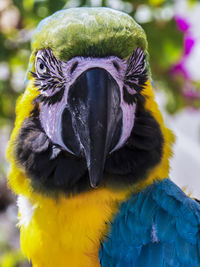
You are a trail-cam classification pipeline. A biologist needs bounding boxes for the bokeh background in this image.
[0,0,200,266]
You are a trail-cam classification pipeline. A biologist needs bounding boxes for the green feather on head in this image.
[31,7,148,61]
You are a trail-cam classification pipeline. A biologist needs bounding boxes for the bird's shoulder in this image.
[99,178,200,267]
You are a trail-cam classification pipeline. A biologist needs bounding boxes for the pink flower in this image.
[174,16,190,32]
[184,36,195,56]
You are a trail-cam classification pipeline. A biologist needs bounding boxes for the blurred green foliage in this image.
[0,250,27,267]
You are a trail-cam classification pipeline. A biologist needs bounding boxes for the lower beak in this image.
[66,68,122,188]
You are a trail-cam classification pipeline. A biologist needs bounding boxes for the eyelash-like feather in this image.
[35,86,65,106]
[123,48,148,105]
[30,49,65,105]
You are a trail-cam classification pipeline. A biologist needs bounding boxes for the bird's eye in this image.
[36,58,47,75]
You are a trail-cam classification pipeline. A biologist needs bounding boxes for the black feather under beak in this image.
[65,68,122,188]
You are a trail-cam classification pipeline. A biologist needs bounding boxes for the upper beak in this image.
[66,68,122,188]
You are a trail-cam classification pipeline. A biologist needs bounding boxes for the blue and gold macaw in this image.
[7,7,200,267]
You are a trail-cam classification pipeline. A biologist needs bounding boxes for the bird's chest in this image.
[18,189,128,267]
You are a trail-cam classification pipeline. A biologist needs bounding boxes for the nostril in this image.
[112,60,120,71]
[70,61,78,74]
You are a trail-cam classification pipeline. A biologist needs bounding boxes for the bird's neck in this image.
[20,187,132,267]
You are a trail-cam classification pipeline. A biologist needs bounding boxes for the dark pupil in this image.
[40,63,44,70]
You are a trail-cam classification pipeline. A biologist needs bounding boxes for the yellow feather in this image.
[6,78,174,266]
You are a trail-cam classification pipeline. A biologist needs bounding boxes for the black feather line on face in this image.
[123,48,148,105]
[15,94,163,196]
[31,49,66,105]
[35,86,65,106]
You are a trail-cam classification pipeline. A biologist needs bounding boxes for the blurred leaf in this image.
[1,250,27,267]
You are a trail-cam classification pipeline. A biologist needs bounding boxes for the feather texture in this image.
[31,8,147,62]
[99,178,200,267]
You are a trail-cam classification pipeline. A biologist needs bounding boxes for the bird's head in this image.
[7,8,174,197]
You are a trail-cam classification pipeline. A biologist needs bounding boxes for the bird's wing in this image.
[99,178,200,267]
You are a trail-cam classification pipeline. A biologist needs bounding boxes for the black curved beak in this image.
[66,68,122,188]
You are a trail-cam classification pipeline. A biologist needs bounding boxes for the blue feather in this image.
[155,208,176,242]
[99,178,200,266]
[163,243,180,266]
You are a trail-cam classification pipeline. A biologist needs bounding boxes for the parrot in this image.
[6,7,200,267]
